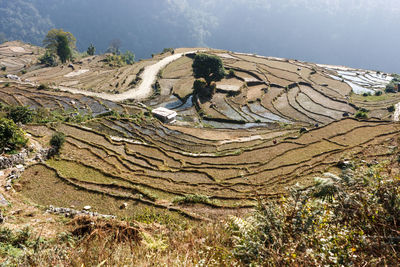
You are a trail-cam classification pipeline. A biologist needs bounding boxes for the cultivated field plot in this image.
[0,82,141,116]
[152,50,399,128]
[0,41,43,74]
[20,117,400,219]
[2,44,400,220]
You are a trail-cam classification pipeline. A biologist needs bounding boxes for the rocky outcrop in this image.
[46,205,116,219]
[0,149,28,169]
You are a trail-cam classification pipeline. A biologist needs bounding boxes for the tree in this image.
[43,29,76,63]
[87,43,96,56]
[56,34,71,63]
[192,53,225,84]
[6,106,33,124]
[0,118,27,153]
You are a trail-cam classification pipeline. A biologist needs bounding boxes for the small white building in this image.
[151,107,177,123]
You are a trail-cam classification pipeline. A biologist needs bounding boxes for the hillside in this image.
[0,41,399,265]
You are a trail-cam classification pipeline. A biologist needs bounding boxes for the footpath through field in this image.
[55,51,198,102]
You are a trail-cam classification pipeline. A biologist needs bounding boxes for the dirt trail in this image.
[55,51,198,102]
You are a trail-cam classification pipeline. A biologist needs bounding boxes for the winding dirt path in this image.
[56,51,198,102]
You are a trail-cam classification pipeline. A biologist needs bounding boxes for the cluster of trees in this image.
[39,29,135,67]
[192,53,225,99]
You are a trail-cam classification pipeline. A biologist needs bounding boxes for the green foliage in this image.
[56,34,72,63]
[192,53,225,84]
[173,194,213,205]
[355,110,368,119]
[6,106,33,124]
[385,75,399,93]
[50,132,65,152]
[162,48,174,54]
[87,43,96,56]
[1,66,6,71]
[43,29,76,64]
[193,78,216,99]
[43,29,76,52]
[0,118,27,153]
[39,50,58,67]
[123,50,135,65]
[105,51,135,67]
[374,90,382,96]
[228,165,400,265]
[227,69,235,78]
[387,105,395,112]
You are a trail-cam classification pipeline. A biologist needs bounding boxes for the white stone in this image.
[83,205,91,210]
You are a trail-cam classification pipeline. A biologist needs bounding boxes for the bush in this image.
[227,69,235,78]
[229,164,400,265]
[50,132,65,152]
[375,90,382,96]
[39,50,58,67]
[355,110,368,119]
[37,84,49,90]
[387,105,395,112]
[173,194,213,205]
[0,118,27,153]
[162,48,174,54]
[1,66,6,71]
[6,106,33,124]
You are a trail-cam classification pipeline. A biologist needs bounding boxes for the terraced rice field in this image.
[152,50,399,128]
[19,115,400,219]
[2,44,400,220]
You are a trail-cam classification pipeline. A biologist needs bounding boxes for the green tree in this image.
[43,29,76,63]
[0,118,27,153]
[6,106,33,124]
[56,34,71,63]
[87,43,96,56]
[192,53,225,84]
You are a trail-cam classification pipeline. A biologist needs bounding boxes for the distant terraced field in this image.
[1,43,400,220]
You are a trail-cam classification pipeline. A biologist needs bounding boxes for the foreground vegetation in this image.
[1,159,399,266]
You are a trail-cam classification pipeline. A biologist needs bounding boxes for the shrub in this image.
[375,90,382,96]
[0,118,27,153]
[39,50,58,67]
[173,194,213,205]
[6,106,33,124]
[1,66,6,71]
[227,69,235,78]
[50,132,65,153]
[228,164,400,265]
[387,105,395,112]
[162,48,174,54]
[37,84,49,90]
[355,110,368,119]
